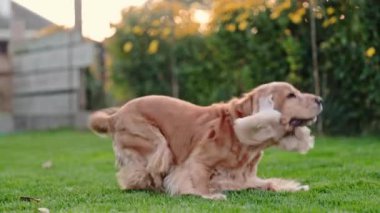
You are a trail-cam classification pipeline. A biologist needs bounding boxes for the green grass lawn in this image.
[0,130,379,212]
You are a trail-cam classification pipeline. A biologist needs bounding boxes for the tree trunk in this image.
[309,0,323,134]
[169,0,179,98]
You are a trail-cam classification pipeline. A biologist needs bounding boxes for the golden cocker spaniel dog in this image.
[89,82,322,200]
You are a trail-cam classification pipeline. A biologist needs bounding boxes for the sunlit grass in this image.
[1,130,379,212]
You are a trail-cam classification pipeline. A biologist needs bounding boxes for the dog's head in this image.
[235,82,323,132]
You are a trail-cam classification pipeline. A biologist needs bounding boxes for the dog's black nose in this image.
[315,97,323,105]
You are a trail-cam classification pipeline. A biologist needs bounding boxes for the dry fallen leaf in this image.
[38,207,50,213]
[20,196,41,202]
[42,160,53,169]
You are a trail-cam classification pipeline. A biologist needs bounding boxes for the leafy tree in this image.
[106,0,380,135]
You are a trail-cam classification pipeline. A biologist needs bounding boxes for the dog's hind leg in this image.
[115,148,153,190]
[114,119,173,190]
[145,126,173,188]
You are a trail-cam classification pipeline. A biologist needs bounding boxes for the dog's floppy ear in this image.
[235,93,257,117]
[235,85,272,117]
[257,95,274,113]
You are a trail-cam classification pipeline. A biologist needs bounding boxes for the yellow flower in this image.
[282,0,291,9]
[322,16,337,28]
[152,19,161,27]
[322,20,329,28]
[132,26,143,35]
[161,27,171,38]
[147,40,159,54]
[236,11,250,22]
[329,16,337,24]
[238,21,248,31]
[271,0,291,20]
[225,24,236,32]
[366,47,376,58]
[284,28,291,36]
[123,41,133,53]
[289,8,306,24]
[327,7,335,15]
[270,11,280,19]
[289,13,300,23]
[291,14,302,24]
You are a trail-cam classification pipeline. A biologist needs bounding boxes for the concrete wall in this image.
[11,30,96,130]
[0,53,14,133]
[0,113,13,133]
[0,53,11,112]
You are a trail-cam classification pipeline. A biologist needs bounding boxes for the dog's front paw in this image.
[201,193,227,200]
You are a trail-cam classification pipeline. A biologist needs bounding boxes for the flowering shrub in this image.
[106,0,380,135]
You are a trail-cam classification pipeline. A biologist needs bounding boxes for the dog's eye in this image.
[287,93,296,99]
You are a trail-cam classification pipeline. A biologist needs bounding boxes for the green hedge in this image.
[106,0,380,135]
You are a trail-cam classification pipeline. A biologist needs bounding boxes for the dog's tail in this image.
[88,107,119,135]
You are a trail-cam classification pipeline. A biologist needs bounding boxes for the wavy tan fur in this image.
[89,82,322,199]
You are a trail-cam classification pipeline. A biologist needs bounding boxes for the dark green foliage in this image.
[106,0,380,135]
[317,0,380,135]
